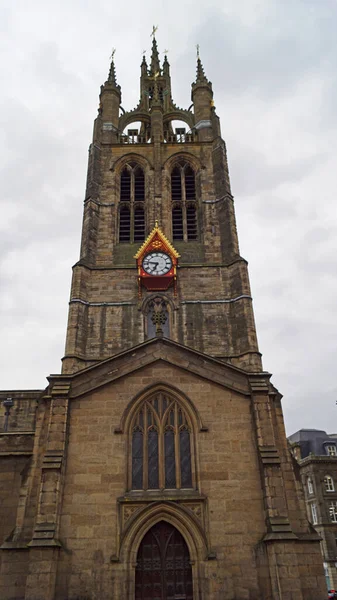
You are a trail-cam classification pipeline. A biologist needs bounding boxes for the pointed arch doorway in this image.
[135,520,193,600]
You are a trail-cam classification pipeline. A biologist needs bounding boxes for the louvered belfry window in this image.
[131,391,193,491]
[171,162,198,241]
[119,206,131,242]
[119,163,146,243]
[172,206,184,240]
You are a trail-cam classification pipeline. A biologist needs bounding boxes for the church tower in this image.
[62,38,260,376]
[0,37,327,600]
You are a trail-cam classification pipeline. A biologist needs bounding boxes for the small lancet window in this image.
[170,162,198,241]
[171,167,182,201]
[120,168,131,201]
[119,206,131,242]
[119,163,146,243]
[147,429,159,489]
[134,207,145,242]
[184,166,196,200]
[172,206,184,241]
[186,205,197,240]
[130,392,194,491]
[180,428,192,488]
[146,297,170,339]
[134,168,145,201]
[132,428,143,490]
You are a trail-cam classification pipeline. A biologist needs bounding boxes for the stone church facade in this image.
[0,37,327,599]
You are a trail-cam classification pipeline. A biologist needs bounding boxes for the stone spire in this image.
[141,54,148,76]
[196,56,208,83]
[150,36,161,76]
[163,53,170,76]
[107,49,118,86]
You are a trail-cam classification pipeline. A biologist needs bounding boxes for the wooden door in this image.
[135,521,193,600]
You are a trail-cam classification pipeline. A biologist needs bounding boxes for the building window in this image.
[323,562,331,591]
[329,501,337,523]
[311,503,318,525]
[146,297,170,339]
[326,445,337,456]
[307,476,314,495]
[171,162,198,241]
[172,206,184,240]
[324,475,335,492]
[130,391,194,491]
[119,206,131,242]
[119,163,146,243]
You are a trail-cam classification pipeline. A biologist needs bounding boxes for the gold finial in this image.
[154,71,160,80]
[155,220,158,227]
[163,49,169,55]
[110,48,116,60]
[150,25,158,38]
[196,44,200,59]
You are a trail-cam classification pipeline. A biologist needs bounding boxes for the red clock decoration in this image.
[134,223,180,295]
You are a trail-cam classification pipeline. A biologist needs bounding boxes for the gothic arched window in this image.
[146,297,170,339]
[170,162,198,241]
[130,391,194,491]
[119,163,146,243]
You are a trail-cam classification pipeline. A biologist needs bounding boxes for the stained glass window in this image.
[130,392,194,491]
[132,430,143,490]
[180,429,192,488]
[148,429,159,489]
[165,430,176,488]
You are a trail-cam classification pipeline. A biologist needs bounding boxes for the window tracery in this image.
[119,163,145,243]
[130,391,194,491]
[146,297,170,339]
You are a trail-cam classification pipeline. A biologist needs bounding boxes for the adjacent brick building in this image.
[0,36,327,599]
[289,429,337,590]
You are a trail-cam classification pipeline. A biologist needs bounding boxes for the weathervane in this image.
[196,44,200,58]
[150,25,158,38]
[163,49,169,55]
[110,48,116,60]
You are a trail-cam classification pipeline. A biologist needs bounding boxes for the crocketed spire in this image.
[150,36,161,76]
[107,50,118,86]
[163,53,170,76]
[196,56,208,84]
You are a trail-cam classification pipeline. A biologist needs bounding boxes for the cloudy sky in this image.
[1,0,336,435]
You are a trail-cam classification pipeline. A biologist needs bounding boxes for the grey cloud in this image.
[0,0,337,436]
[229,144,324,197]
[191,4,337,99]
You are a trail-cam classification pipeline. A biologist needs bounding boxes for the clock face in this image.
[142,252,172,276]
